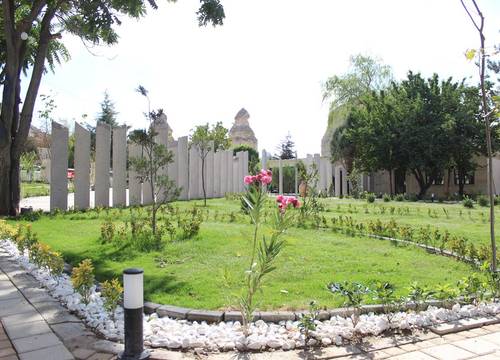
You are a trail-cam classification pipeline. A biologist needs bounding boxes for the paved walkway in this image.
[3,248,500,359]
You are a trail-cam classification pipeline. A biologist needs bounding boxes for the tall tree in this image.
[323,54,392,175]
[461,0,500,271]
[276,133,296,160]
[0,0,225,216]
[190,121,231,206]
[96,91,118,127]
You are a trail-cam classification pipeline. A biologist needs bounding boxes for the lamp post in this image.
[119,268,149,360]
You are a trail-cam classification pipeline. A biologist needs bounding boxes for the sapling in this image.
[328,281,370,327]
[298,301,320,345]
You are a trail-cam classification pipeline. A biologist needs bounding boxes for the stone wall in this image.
[48,122,249,210]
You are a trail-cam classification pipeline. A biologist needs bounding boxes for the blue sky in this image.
[35,0,500,157]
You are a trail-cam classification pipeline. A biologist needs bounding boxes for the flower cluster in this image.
[244,169,273,186]
[276,195,300,212]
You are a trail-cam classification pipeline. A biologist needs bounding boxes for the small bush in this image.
[394,194,404,202]
[477,195,489,207]
[46,251,65,277]
[100,218,115,244]
[382,194,391,202]
[366,193,376,203]
[101,278,123,319]
[71,259,95,305]
[462,196,474,208]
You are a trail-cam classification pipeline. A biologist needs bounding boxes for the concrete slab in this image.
[12,332,62,353]
[19,343,74,360]
[5,320,52,340]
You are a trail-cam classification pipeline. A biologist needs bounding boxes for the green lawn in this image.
[6,196,487,311]
[21,182,74,198]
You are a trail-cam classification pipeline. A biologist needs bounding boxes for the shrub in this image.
[46,251,65,277]
[101,278,123,319]
[298,300,319,343]
[366,193,375,203]
[71,259,95,305]
[0,220,16,239]
[477,195,489,207]
[177,207,203,240]
[462,196,474,208]
[394,194,404,202]
[382,193,391,202]
[328,281,370,325]
[100,218,115,244]
[29,242,51,269]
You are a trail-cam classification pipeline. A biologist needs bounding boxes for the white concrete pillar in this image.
[326,160,333,196]
[232,153,239,193]
[279,159,283,195]
[95,122,111,207]
[205,141,214,198]
[342,166,348,195]
[226,150,233,194]
[189,147,199,199]
[242,151,249,178]
[168,147,178,199]
[262,149,267,170]
[236,151,244,192]
[319,157,328,193]
[177,136,189,200]
[213,150,221,198]
[112,125,127,207]
[50,121,68,211]
[74,123,90,210]
[128,143,142,205]
[334,165,341,197]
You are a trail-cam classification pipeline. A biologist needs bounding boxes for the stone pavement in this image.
[3,248,500,359]
[0,249,120,360]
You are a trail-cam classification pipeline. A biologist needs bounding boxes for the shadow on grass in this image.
[61,246,187,303]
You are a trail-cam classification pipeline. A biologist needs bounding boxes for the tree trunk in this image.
[388,169,393,196]
[412,169,431,199]
[458,169,465,198]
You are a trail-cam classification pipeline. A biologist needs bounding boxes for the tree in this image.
[323,54,393,175]
[96,91,118,127]
[0,0,225,216]
[233,144,259,174]
[129,86,179,240]
[275,133,296,160]
[211,121,231,151]
[190,124,212,206]
[461,0,500,271]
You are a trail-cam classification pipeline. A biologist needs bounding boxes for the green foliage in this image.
[96,91,118,126]
[20,151,38,182]
[71,259,95,305]
[177,207,203,240]
[395,194,405,202]
[477,195,489,207]
[275,133,296,160]
[101,278,123,318]
[366,193,375,203]
[463,196,474,208]
[383,194,391,202]
[233,145,259,174]
[407,282,435,310]
[100,218,115,244]
[298,301,320,343]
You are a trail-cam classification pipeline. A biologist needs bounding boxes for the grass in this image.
[21,182,74,199]
[6,196,486,311]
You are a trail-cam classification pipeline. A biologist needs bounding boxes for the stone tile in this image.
[389,351,438,360]
[72,347,96,360]
[51,322,93,342]
[0,339,12,348]
[149,349,185,360]
[32,302,80,324]
[0,355,19,360]
[86,353,115,360]
[399,343,421,352]
[12,333,62,353]
[19,287,57,304]
[156,305,190,320]
[442,333,467,342]
[2,309,44,326]
[91,340,123,355]
[314,344,361,358]
[4,320,51,340]
[414,337,448,348]
[483,324,500,332]
[382,346,406,356]
[144,302,161,315]
[258,311,296,323]
[19,344,73,360]
[452,337,500,355]
[473,353,500,359]
[359,336,398,351]
[482,333,500,346]
[0,299,32,317]
[422,343,476,360]
[0,273,10,282]
[464,327,492,337]
[186,310,224,323]
[0,287,23,301]
[0,347,16,358]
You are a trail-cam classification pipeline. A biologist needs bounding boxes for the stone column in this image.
[235,151,243,192]
[326,159,333,196]
[334,165,341,197]
[74,123,90,210]
[177,136,189,200]
[213,151,221,198]
[342,166,349,196]
[262,150,268,170]
[112,125,127,207]
[232,153,239,193]
[319,157,328,193]
[168,147,178,200]
[242,151,249,178]
[50,121,68,211]
[205,141,214,199]
[128,143,142,205]
[189,147,199,199]
[95,122,111,207]
[278,159,283,194]
[306,154,313,169]
[226,150,233,194]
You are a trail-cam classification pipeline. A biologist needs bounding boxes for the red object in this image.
[67,169,75,180]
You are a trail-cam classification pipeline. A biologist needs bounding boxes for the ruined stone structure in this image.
[229,108,258,150]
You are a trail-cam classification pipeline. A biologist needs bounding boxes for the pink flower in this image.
[244,176,254,185]
[261,175,272,185]
[276,195,284,203]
